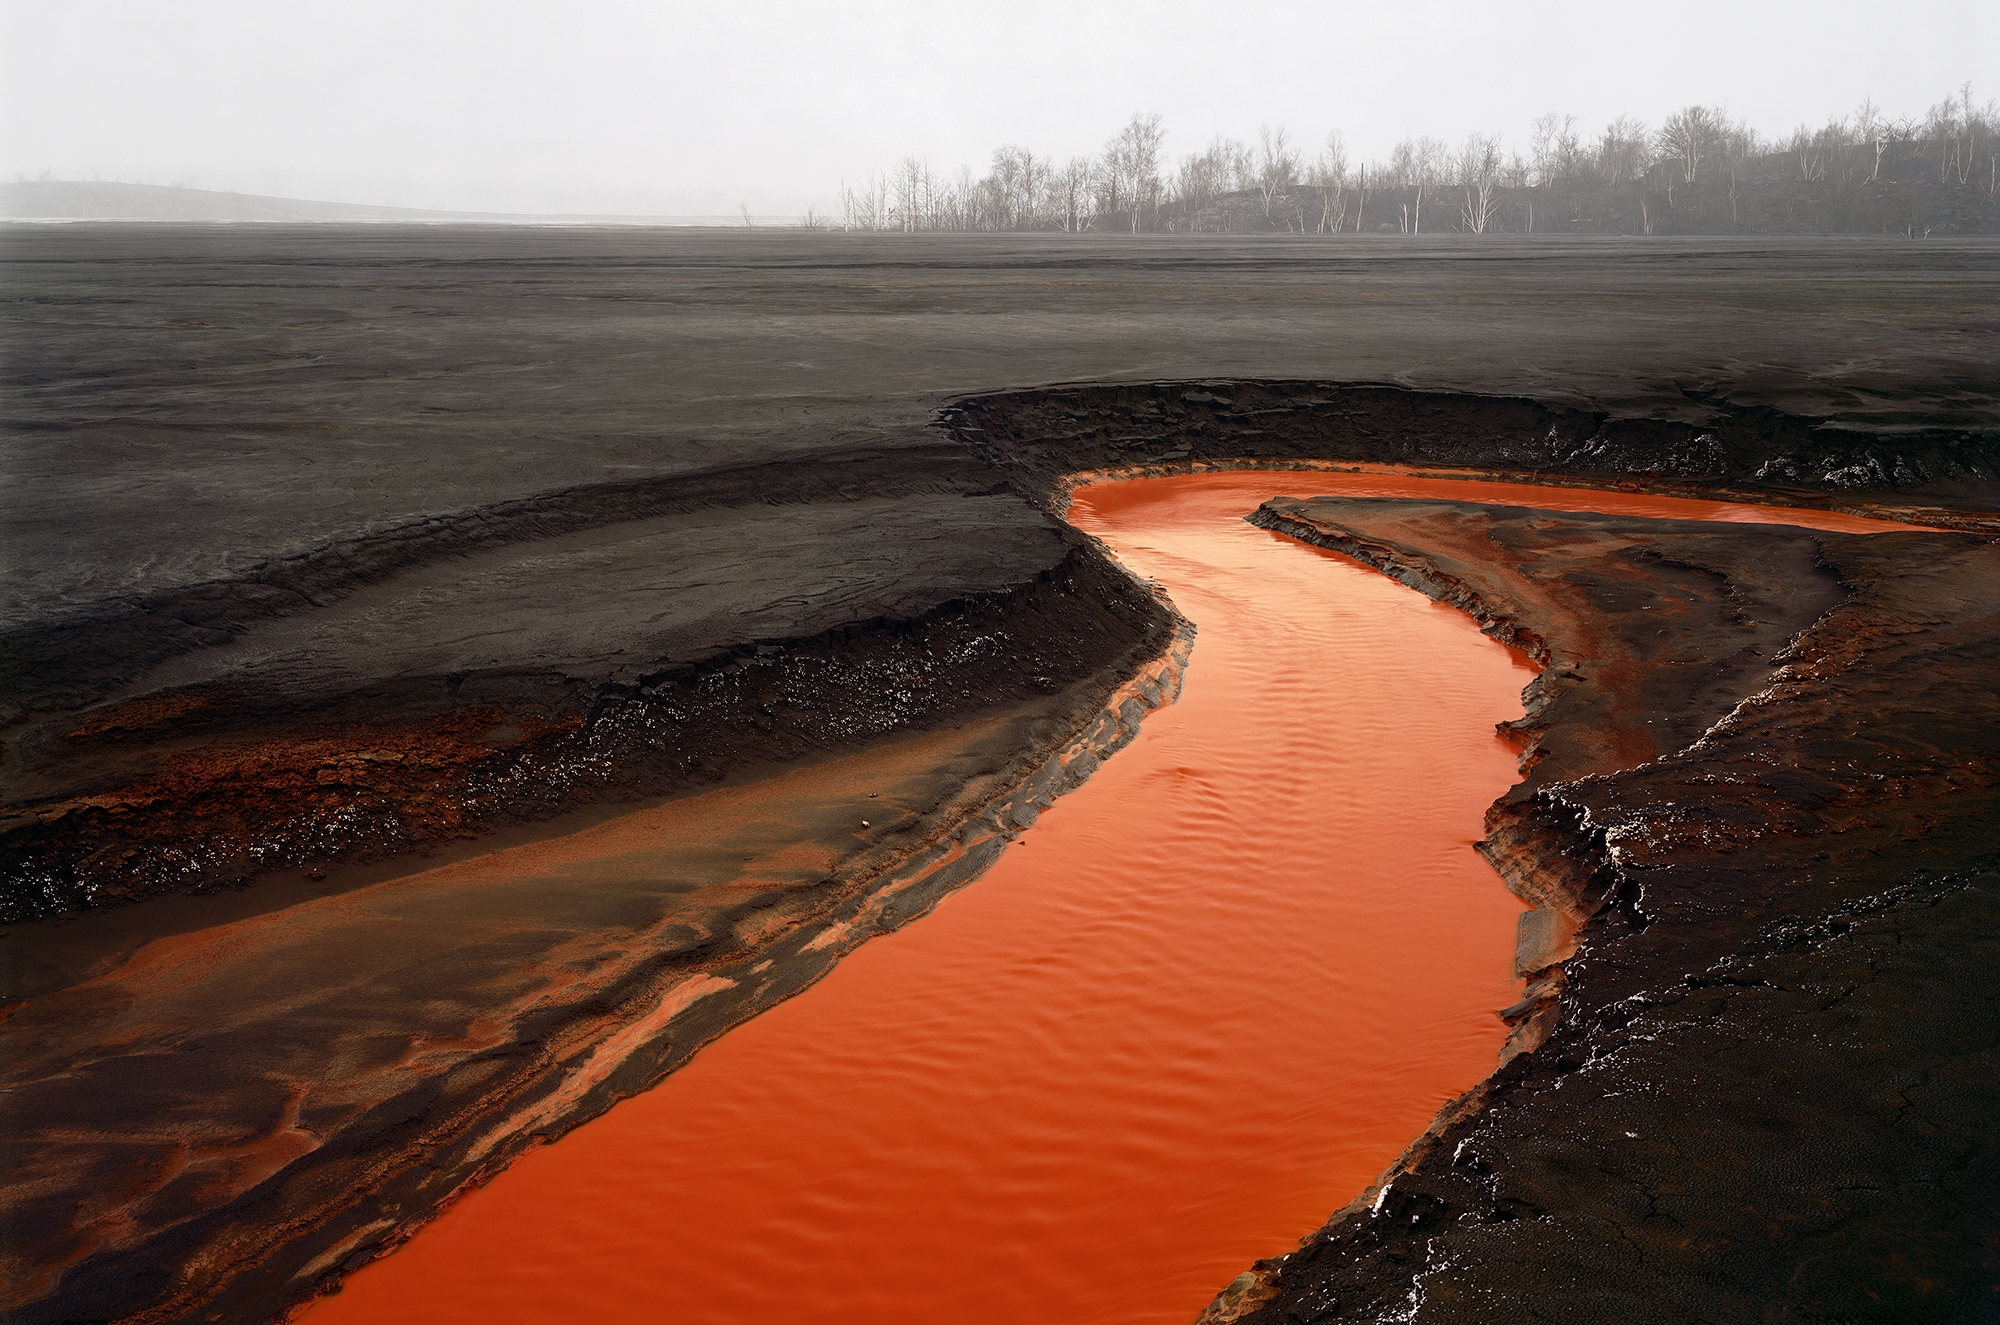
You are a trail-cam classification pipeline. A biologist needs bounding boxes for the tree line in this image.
[812,84,1997,238]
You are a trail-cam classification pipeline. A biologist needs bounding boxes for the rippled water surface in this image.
[310,474,1915,1325]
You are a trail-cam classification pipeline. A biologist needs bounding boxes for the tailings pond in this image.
[308,473,1915,1325]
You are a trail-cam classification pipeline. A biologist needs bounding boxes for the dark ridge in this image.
[941,380,2000,511]
[0,541,1167,923]
[0,439,999,714]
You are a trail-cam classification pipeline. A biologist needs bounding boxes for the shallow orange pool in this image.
[308,474,1921,1325]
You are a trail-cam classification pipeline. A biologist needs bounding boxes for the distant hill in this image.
[0,181,750,225]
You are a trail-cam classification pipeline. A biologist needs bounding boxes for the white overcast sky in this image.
[4,0,1994,216]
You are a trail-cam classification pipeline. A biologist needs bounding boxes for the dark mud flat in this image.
[1203,498,2000,1325]
[2,228,1998,1323]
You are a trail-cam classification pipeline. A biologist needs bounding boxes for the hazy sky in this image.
[5,0,1994,215]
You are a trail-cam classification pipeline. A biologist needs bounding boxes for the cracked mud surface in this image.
[2,228,1997,1323]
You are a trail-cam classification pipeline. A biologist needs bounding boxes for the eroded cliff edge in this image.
[1205,497,2000,1324]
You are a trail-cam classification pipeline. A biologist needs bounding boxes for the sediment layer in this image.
[9,382,1994,927]
[0,612,1193,1325]
[0,464,1138,922]
[1203,497,2000,1324]
[945,380,2000,516]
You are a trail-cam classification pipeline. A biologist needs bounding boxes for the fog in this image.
[4,0,1994,217]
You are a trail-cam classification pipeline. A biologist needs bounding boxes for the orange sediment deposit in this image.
[305,473,1944,1325]
[2,693,1192,1323]
[3,704,578,909]
[1054,464,1942,535]
[304,474,1543,1324]
[8,470,1968,1325]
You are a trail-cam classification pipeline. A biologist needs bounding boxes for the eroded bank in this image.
[1208,492,2000,1324]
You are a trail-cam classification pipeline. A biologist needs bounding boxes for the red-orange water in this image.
[310,475,1922,1325]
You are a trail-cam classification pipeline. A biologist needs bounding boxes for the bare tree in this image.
[871,174,892,230]
[1052,156,1095,232]
[890,158,937,231]
[942,165,978,230]
[1256,124,1301,216]
[1927,82,1995,187]
[1847,97,1886,182]
[1456,133,1503,233]
[1788,117,1844,181]
[1528,112,1581,229]
[1970,89,1999,196]
[1720,117,1762,225]
[1387,142,1414,231]
[1170,135,1248,229]
[1389,136,1448,233]
[839,180,863,230]
[1312,131,1350,233]
[1530,112,1581,185]
[1657,105,1728,187]
[1925,90,1962,184]
[1104,111,1167,232]
[983,145,1050,230]
[1597,116,1651,187]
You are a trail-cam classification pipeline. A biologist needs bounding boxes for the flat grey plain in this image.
[6,226,1995,632]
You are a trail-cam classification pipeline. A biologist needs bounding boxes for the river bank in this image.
[1213,494,1999,1324]
[296,475,1993,1325]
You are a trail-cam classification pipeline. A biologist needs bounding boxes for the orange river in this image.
[307,473,1920,1325]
